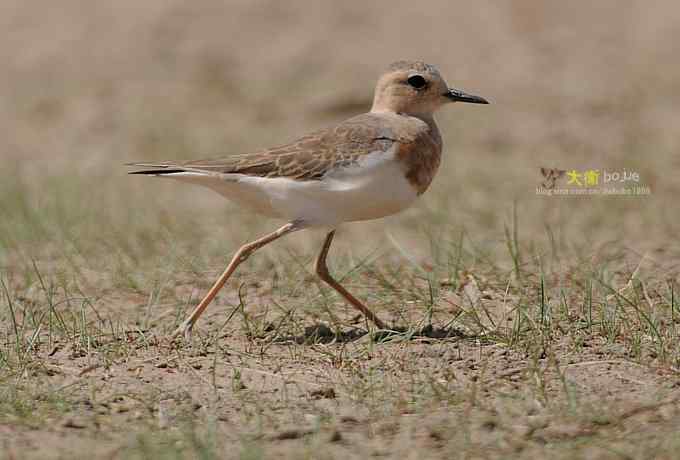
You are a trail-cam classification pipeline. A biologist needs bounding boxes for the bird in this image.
[128,60,489,340]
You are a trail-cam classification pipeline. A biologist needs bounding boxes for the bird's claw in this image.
[171,321,193,343]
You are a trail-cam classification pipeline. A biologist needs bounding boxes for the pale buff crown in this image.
[371,60,450,115]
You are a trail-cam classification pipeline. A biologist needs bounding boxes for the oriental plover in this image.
[128,60,489,339]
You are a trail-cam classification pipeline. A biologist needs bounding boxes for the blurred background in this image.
[1,0,679,275]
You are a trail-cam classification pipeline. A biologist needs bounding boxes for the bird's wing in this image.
[127,113,423,181]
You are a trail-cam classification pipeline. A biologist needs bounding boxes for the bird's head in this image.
[371,60,489,115]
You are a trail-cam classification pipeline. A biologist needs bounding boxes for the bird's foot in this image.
[171,320,193,343]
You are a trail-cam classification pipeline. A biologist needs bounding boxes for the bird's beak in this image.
[444,88,489,104]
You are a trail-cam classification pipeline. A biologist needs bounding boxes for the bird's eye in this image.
[407,75,427,89]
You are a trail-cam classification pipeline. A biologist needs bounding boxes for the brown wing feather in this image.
[128,113,426,181]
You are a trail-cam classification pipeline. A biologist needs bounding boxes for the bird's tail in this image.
[128,168,187,175]
[126,162,221,177]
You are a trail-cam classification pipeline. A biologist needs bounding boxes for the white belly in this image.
[165,147,419,227]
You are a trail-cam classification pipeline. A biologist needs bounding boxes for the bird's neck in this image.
[406,112,441,146]
[408,111,438,129]
[372,108,438,127]
[370,109,442,149]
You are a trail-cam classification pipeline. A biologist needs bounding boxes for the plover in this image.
[128,60,488,339]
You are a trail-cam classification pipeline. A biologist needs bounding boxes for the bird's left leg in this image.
[172,221,304,340]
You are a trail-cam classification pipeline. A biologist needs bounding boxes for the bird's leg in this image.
[172,221,302,341]
[315,230,387,330]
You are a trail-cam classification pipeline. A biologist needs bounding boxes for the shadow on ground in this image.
[269,323,468,344]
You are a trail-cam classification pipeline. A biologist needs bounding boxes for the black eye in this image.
[407,75,427,89]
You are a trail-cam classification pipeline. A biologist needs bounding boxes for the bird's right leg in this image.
[315,230,387,329]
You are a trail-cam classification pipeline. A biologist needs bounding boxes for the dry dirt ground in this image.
[4,251,680,459]
[2,1,680,459]
[5,337,680,459]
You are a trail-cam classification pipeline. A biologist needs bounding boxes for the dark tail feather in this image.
[128,169,187,175]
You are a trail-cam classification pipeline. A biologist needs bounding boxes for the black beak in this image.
[445,88,489,104]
